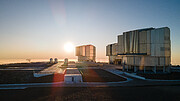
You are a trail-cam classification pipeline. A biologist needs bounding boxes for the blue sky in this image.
[0,0,180,64]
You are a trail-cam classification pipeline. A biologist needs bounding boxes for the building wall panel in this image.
[76,47,80,56]
[139,31,147,44]
[117,35,124,54]
[159,28,165,44]
[147,43,151,55]
[164,27,170,44]
[147,31,151,44]
[139,44,147,53]
[124,32,130,53]
[112,43,118,56]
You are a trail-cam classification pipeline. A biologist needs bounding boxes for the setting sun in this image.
[64,42,74,53]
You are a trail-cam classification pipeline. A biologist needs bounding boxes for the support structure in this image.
[127,65,128,71]
[163,57,166,73]
[153,66,157,73]
[144,66,146,73]
[134,66,137,72]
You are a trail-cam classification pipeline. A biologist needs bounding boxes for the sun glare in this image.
[64,42,74,52]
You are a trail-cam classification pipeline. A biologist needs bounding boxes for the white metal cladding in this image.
[147,30,151,44]
[134,30,139,53]
[84,45,95,57]
[129,31,134,53]
[150,27,170,57]
[112,43,118,56]
[76,45,95,57]
[150,44,155,56]
[164,27,170,43]
[79,46,85,56]
[156,44,162,56]
[124,56,170,66]
[106,45,110,56]
[151,44,171,56]
[159,28,165,44]
[166,57,171,66]
[117,35,124,54]
[76,45,96,62]
[150,44,164,56]
[85,45,90,56]
[143,56,158,66]
[139,31,147,44]
[129,31,133,53]
[118,35,123,44]
[151,30,157,44]
[150,28,169,44]
[124,31,139,54]
[139,43,147,53]
[93,46,96,56]
[76,47,80,56]
[164,43,171,56]
[135,56,141,66]
[147,43,151,55]
[124,32,130,53]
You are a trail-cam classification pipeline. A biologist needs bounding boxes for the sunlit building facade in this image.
[76,45,96,62]
[106,27,171,72]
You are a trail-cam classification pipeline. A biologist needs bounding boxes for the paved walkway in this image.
[33,62,65,77]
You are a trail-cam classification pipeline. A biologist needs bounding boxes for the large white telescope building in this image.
[76,45,96,62]
[106,27,171,72]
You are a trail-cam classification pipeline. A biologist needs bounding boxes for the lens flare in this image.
[64,42,74,52]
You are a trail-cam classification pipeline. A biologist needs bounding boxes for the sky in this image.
[0,0,180,64]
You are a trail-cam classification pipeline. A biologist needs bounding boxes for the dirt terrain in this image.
[1,86,180,101]
[79,69,126,82]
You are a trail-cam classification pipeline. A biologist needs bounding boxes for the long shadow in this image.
[79,69,126,82]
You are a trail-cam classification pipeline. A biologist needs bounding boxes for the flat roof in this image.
[66,68,81,74]
[65,74,82,77]
[76,44,95,48]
